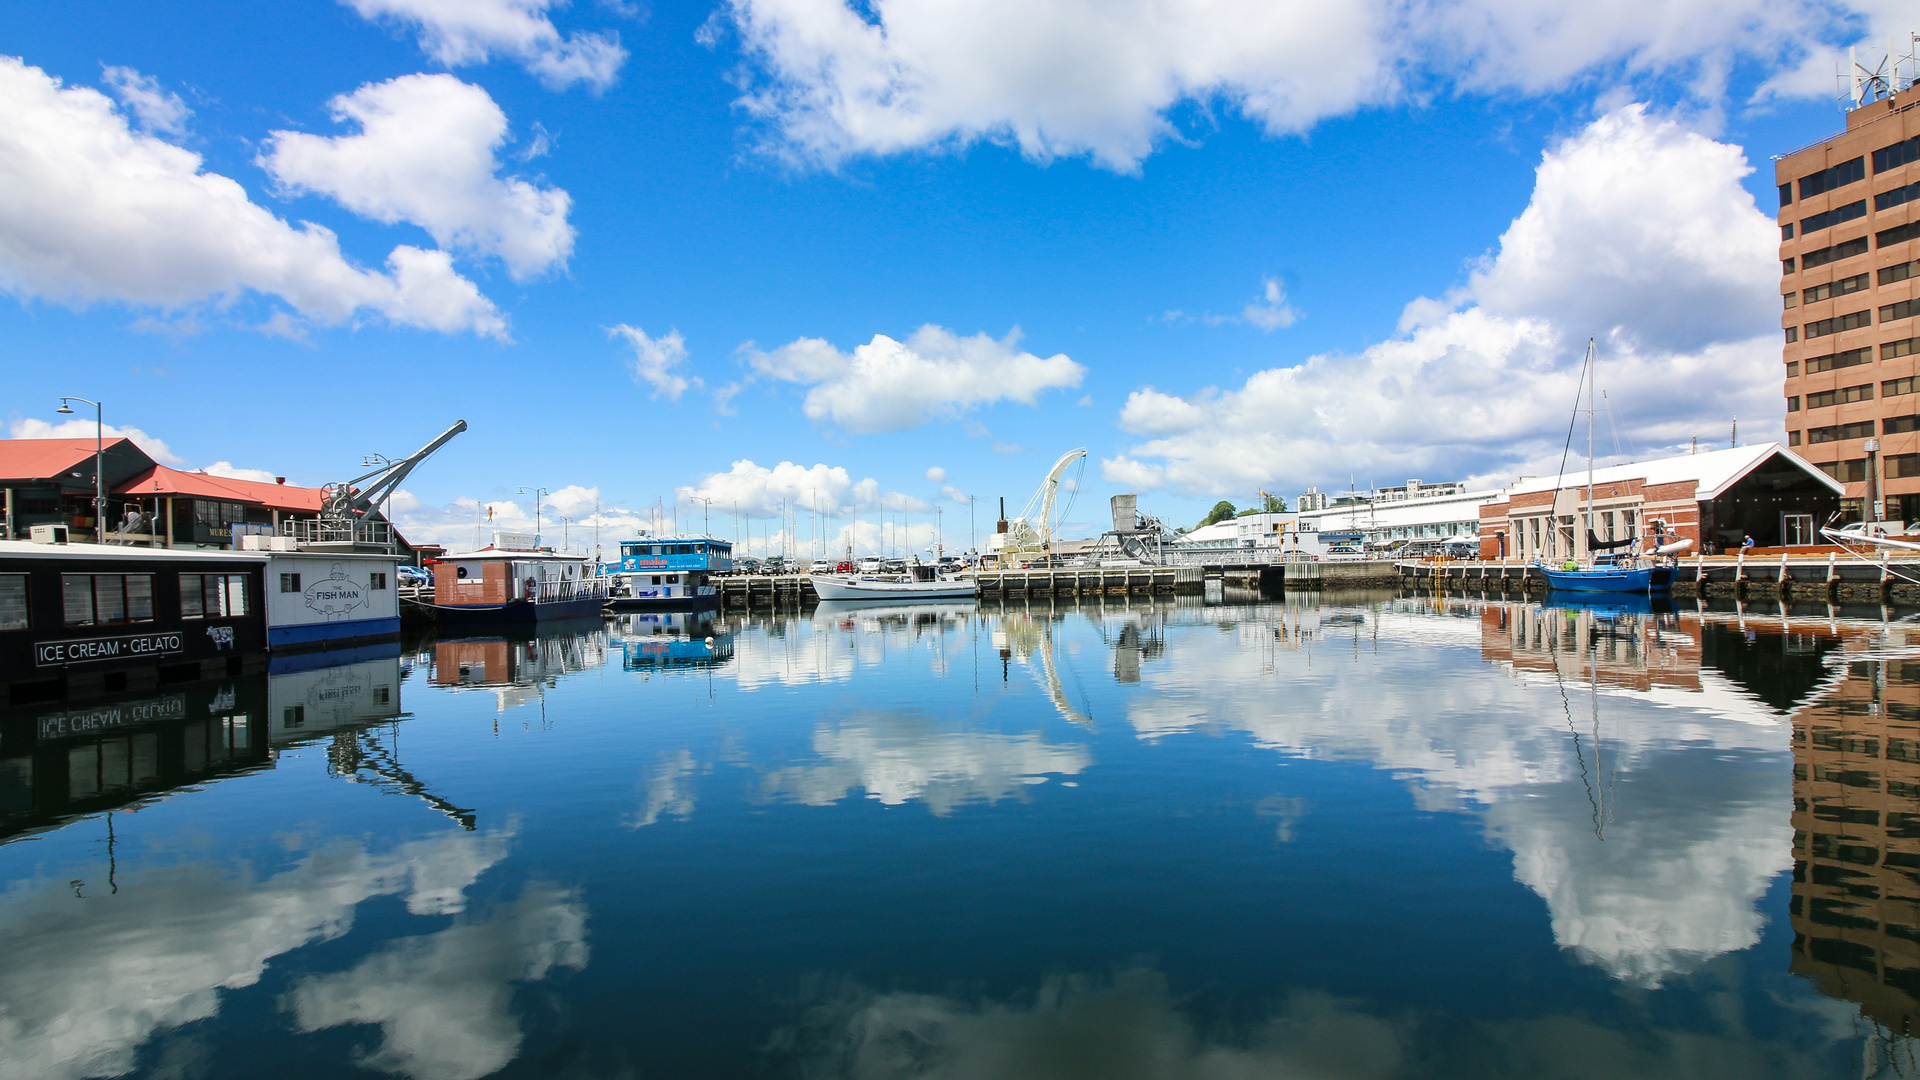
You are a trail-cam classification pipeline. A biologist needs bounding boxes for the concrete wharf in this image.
[1396,554,1920,604]
[719,574,819,606]
[973,566,1202,597]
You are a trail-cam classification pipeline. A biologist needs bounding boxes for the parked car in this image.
[734,557,762,575]
[882,559,907,574]
[835,561,855,573]
[809,559,832,573]
[858,558,883,573]
[1325,545,1367,562]
[397,565,432,586]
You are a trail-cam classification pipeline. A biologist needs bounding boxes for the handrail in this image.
[533,577,608,603]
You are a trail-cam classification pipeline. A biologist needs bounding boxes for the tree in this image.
[1197,501,1236,528]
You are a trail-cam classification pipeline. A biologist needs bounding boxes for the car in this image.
[809,559,832,573]
[1325,545,1367,562]
[835,561,854,573]
[882,559,907,574]
[734,557,762,575]
[858,558,883,573]
[397,565,432,586]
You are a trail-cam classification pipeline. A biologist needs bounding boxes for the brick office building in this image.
[1780,86,1920,521]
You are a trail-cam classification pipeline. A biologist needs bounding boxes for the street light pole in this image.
[517,486,548,547]
[56,397,104,542]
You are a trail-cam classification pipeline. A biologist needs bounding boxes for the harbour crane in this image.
[308,420,467,548]
[998,447,1087,562]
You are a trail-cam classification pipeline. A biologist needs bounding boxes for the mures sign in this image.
[35,631,184,667]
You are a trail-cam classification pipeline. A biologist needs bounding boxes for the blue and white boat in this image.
[599,534,731,609]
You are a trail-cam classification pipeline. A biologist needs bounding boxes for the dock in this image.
[973,567,1202,597]
[1396,553,1920,603]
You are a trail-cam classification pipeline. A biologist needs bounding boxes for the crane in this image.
[999,447,1086,561]
[311,420,467,548]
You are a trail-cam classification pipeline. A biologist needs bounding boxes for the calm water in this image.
[4,591,1918,1079]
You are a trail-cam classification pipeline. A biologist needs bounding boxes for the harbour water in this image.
[2,592,1914,1078]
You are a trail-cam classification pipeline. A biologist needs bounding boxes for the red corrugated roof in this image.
[0,437,130,480]
[116,465,326,512]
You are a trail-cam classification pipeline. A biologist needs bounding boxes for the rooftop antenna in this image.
[1840,33,1919,112]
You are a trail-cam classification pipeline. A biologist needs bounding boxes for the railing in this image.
[280,518,394,549]
[533,577,609,604]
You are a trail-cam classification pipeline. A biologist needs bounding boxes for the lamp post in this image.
[517,487,548,547]
[55,397,104,542]
[692,496,713,538]
[362,453,394,548]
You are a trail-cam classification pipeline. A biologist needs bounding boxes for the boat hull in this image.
[808,574,976,601]
[434,596,607,624]
[1536,565,1674,594]
[608,593,721,611]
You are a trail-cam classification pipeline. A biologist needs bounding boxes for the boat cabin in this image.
[601,534,731,608]
[430,532,605,623]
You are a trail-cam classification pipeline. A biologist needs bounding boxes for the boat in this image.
[599,534,730,609]
[1530,341,1689,595]
[809,562,975,601]
[427,533,607,624]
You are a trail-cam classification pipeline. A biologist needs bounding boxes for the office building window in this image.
[1801,157,1866,198]
[1783,257,1797,274]
[1804,310,1873,339]
[1877,135,1920,174]
[1807,347,1873,373]
[1802,237,1871,269]
[181,574,249,618]
[1888,339,1920,361]
[1802,200,1867,234]
[1882,222,1920,248]
[1808,421,1876,443]
[1820,460,1871,483]
[280,572,302,593]
[1884,299,1920,323]
[1878,181,1920,212]
[62,574,155,627]
[1787,395,1801,412]
[1783,292,1798,309]
[1891,454,1920,480]
[1780,183,1794,207]
[1786,327,1798,342]
[1883,260,1920,286]
[1840,383,1874,404]
[1789,430,1802,446]
[1887,415,1920,435]
[0,574,26,631]
[1782,223,1795,240]
[1885,376,1918,397]
[1807,390,1837,408]
[1803,274,1870,303]
[1787,361,1801,376]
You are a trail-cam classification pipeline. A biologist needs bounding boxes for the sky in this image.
[1,0,1913,555]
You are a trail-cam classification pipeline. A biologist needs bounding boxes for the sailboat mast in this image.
[1585,339,1596,560]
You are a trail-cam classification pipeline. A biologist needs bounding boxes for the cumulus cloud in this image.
[202,461,280,483]
[1240,276,1297,330]
[925,466,945,482]
[611,324,696,399]
[7,417,187,465]
[262,74,574,280]
[99,65,189,135]
[346,0,626,91]
[1102,104,1781,497]
[0,58,507,339]
[722,0,1867,171]
[741,325,1085,434]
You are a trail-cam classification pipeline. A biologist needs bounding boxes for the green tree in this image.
[1198,501,1237,528]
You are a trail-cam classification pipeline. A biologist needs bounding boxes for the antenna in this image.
[1840,33,1919,112]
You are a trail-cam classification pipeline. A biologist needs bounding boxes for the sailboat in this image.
[1535,340,1680,595]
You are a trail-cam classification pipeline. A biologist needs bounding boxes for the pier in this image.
[973,567,1202,597]
[1396,554,1920,604]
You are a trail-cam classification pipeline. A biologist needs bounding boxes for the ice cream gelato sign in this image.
[305,564,369,620]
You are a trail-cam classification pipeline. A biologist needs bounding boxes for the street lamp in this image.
[362,453,394,546]
[517,487,548,547]
[691,496,713,539]
[56,397,104,542]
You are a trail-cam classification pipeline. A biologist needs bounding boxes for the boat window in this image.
[181,573,250,618]
[0,574,27,631]
[62,573,156,627]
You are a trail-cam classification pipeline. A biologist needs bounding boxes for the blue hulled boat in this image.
[599,534,731,609]
[1536,554,1675,595]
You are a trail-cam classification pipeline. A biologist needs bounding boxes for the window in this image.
[1879,181,1920,212]
[0,575,26,631]
[1801,157,1866,198]
[1807,389,1837,408]
[1782,222,1795,240]
[1783,257,1797,274]
[369,572,387,590]
[1806,347,1873,373]
[1884,299,1920,323]
[1803,274,1870,303]
[191,500,246,528]
[1886,376,1918,397]
[1785,513,1815,545]
[1887,416,1920,435]
[1802,236,1871,269]
[1787,395,1801,412]
[1780,182,1794,207]
[1783,292,1798,309]
[1882,222,1920,248]
[1840,383,1874,404]
[1883,260,1920,286]
[1785,327,1798,343]
[1876,135,1920,174]
[1805,310,1873,338]
[1888,338,1920,361]
[283,705,305,729]
[1820,460,1871,483]
[280,572,301,593]
[61,574,155,627]
[180,573,249,618]
[1808,422,1876,443]
[1891,454,1920,480]
[1802,200,1868,234]
[1787,360,1800,376]
[1789,430,1802,446]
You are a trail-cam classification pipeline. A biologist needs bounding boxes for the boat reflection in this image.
[609,609,734,672]
[431,617,608,712]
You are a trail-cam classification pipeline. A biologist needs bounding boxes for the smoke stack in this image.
[996,496,1008,534]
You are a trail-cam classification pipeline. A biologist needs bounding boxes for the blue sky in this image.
[0,0,1906,553]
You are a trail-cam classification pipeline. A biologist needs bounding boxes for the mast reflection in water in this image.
[6,595,1920,1077]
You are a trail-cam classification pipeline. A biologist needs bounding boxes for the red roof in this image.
[116,465,326,512]
[0,437,130,480]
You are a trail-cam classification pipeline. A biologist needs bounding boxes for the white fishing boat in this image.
[809,563,974,601]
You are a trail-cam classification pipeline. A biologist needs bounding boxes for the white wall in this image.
[265,553,402,628]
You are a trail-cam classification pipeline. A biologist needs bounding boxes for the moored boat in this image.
[809,563,974,601]
[428,534,606,624]
[599,534,730,609]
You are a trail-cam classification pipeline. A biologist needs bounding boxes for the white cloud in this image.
[0,58,507,339]
[678,458,871,518]
[925,466,946,482]
[721,0,1867,171]
[202,461,280,483]
[1102,104,1782,497]
[262,75,574,281]
[99,65,189,135]
[611,324,696,399]
[742,325,1085,434]
[1241,276,1297,330]
[6,417,187,465]
[346,0,627,91]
